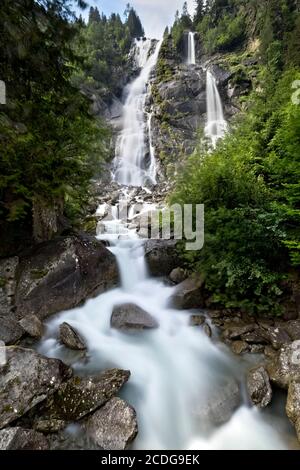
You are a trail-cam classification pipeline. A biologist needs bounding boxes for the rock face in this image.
[19,315,44,339]
[144,240,182,277]
[111,304,158,331]
[198,378,241,425]
[0,347,72,429]
[286,380,300,441]
[13,234,119,320]
[170,274,205,310]
[40,369,130,422]
[0,316,24,345]
[0,427,49,450]
[59,322,87,351]
[247,366,272,408]
[0,257,19,317]
[86,397,138,450]
[267,341,300,389]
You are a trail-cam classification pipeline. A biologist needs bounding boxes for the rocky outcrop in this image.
[0,427,49,450]
[19,315,44,339]
[111,304,158,331]
[0,316,24,345]
[0,257,19,316]
[59,322,87,351]
[267,342,300,389]
[39,369,130,422]
[286,380,300,442]
[0,347,72,429]
[170,274,205,310]
[1,234,119,322]
[86,397,138,450]
[144,240,182,277]
[247,366,272,408]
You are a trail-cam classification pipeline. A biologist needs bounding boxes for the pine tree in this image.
[194,0,204,24]
[126,8,145,38]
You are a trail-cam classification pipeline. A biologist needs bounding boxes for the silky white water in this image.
[39,194,293,450]
[114,39,161,187]
[205,70,228,147]
[187,32,196,65]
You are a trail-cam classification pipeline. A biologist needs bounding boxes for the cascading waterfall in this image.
[113,39,161,187]
[187,32,196,65]
[205,70,228,147]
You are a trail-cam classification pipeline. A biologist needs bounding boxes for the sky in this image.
[74,0,196,38]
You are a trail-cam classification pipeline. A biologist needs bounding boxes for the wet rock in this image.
[170,274,205,310]
[283,321,300,341]
[59,322,87,351]
[0,347,72,429]
[189,315,206,327]
[241,330,268,345]
[144,240,182,277]
[231,340,249,355]
[19,315,44,339]
[222,323,256,341]
[86,397,138,450]
[286,380,300,442]
[261,326,291,350]
[0,427,49,450]
[111,304,159,331]
[0,316,24,345]
[169,268,188,284]
[203,323,212,338]
[40,369,130,422]
[34,419,66,434]
[250,344,265,354]
[14,234,119,320]
[267,341,300,389]
[198,378,241,425]
[247,366,272,408]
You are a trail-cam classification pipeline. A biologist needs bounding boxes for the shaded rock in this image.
[0,316,24,345]
[14,235,119,320]
[267,341,300,389]
[86,397,138,450]
[261,326,291,350]
[40,369,130,422]
[250,344,265,354]
[231,340,249,355]
[170,274,205,310]
[286,380,300,442]
[19,315,44,339]
[222,323,256,341]
[34,419,66,434]
[0,257,19,316]
[203,323,212,338]
[198,378,241,425]
[0,347,72,429]
[283,321,300,342]
[241,329,269,345]
[189,315,206,327]
[111,304,158,331]
[59,322,87,351]
[144,240,181,277]
[247,366,272,408]
[0,427,49,450]
[169,267,188,284]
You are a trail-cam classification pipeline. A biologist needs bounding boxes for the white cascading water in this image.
[205,70,228,147]
[113,39,161,187]
[39,193,293,450]
[187,32,196,65]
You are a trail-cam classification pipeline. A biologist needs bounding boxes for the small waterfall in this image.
[187,32,196,65]
[114,39,161,187]
[205,70,228,148]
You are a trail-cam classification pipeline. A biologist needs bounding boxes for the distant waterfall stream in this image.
[187,32,196,65]
[205,70,228,147]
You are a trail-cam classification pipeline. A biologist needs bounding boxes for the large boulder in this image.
[169,267,188,285]
[247,366,272,408]
[144,240,182,277]
[0,347,72,429]
[0,316,24,345]
[59,322,87,351]
[260,326,291,350]
[267,341,300,389]
[19,315,44,339]
[0,427,49,450]
[286,380,300,442]
[86,397,138,450]
[111,304,158,331]
[14,235,119,320]
[39,369,130,422]
[169,274,205,310]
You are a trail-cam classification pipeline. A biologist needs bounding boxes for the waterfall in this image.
[113,39,161,187]
[187,32,196,65]
[205,70,228,148]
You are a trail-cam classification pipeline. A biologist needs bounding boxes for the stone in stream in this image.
[286,380,300,442]
[169,268,188,285]
[86,397,138,450]
[0,347,72,429]
[39,369,130,422]
[19,315,44,339]
[231,340,250,355]
[0,316,24,345]
[247,366,273,408]
[111,304,159,331]
[203,323,212,338]
[189,315,206,327]
[169,274,205,310]
[267,341,300,389]
[59,322,87,351]
[0,427,49,450]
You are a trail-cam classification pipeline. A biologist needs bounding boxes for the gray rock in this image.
[0,257,19,316]
[34,419,66,434]
[40,369,130,422]
[247,366,272,408]
[222,323,256,341]
[189,315,206,327]
[203,323,212,338]
[19,315,44,339]
[0,427,49,450]
[59,322,86,351]
[169,268,188,284]
[286,380,300,442]
[231,340,250,355]
[0,347,72,429]
[170,274,205,310]
[267,341,300,389]
[111,304,158,331]
[198,378,241,425]
[0,316,24,345]
[144,240,181,277]
[86,397,138,450]
[282,321,300,341]
[261,326,291,350]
